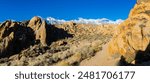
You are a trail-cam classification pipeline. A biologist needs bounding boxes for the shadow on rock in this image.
[0,20,73,58]
[119,44,150,66]
[46,24,73,45]
[134,44,150,65]
[0,21,35,58]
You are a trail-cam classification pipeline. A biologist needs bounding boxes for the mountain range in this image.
[46,17,124,24]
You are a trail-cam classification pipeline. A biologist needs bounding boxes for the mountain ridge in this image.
[46,17,124,24]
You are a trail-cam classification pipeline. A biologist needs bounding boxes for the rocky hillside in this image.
[81,0,150,66]
[0,16,117,66]
[1,0,150,66]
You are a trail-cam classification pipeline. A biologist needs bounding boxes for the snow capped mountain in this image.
[46,17,124,25]
[72,18,124,24]
[46,17,66,24]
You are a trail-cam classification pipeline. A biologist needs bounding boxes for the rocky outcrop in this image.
[0,20,34,57]
[0,16,48,58]
[0,32,14,57]
[80,0,150,66]
[109,1,150,65]
[0,21,17,57]
[0,21,16,39]
[28,16,47,46]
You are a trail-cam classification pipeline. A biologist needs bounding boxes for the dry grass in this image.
[0,23,115,66]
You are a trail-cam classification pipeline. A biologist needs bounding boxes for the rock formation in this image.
[0,16,48,58]
[0,20,35,57]
[0,31,14,57]
[28,16,47,46]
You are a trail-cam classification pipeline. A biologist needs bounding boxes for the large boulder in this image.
[107,1,150,64]
[28,16,47,46]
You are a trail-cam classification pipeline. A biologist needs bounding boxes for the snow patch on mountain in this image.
[46,17,66,24]
[46,17,124,25]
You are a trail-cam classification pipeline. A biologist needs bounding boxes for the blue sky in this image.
[0,0,136,22]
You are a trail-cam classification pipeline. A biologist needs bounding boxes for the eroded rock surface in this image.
[28,16,48,46]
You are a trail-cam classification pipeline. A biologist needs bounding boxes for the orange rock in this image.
[0,21,16,56]
[106,2,150,64]
[28,16,47,46]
